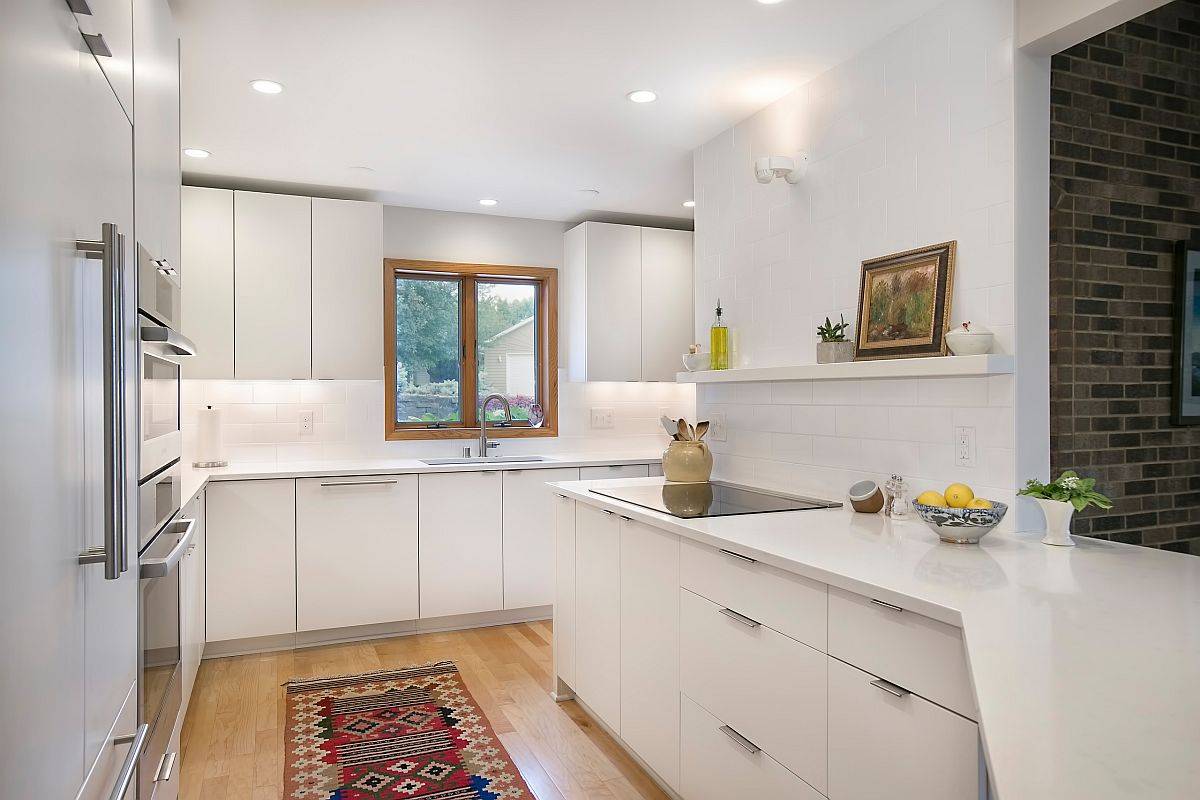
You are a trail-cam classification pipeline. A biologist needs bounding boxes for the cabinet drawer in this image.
[680,588,827,793]
[680,537,826,650]
[828,586,975,719]
[829,657,981,800]
[680,694,824,800]
[579,463,649,480]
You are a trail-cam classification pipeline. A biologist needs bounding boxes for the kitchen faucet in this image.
[479,394,512,458]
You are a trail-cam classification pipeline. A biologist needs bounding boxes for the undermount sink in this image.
[420,455,553,466]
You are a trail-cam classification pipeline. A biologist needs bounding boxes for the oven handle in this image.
[140,324,198,357]
[140,518,195,578]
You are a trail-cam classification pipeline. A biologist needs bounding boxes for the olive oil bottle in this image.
[710,299,730,370]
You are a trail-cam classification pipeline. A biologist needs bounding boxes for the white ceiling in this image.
[174,0,942,223]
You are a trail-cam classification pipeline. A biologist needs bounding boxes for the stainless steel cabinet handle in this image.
[140,518,195,578]
[718,725,761,754]
[718,607,761,628]
[719,548,757,564]
[81,31,113,57]
[140,324,197,357]
[65,0,94,14]
[154,751,178,783]
[620,516,633,522]
[870,598,904,613]
[75,223,125,580]
[319,480,398,487]
[108,724,149,800]
[601,509,615,516]
[870,678,911,699]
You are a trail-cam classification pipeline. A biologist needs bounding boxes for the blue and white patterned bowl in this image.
[912,500,1007,544]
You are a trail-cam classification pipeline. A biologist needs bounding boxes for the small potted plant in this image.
[1018,470,1112,547]
[816,315,853,364]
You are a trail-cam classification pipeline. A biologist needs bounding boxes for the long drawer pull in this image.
[718,607,761,628]
[718,724,761,754]
[108,724,149,800]
[319,480,398,487]
[870,678,911,699]
[870,598,904,613]
[718,548,757,564]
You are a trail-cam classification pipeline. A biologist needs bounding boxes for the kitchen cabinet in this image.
[205,479,297,641]
[578,463,649,481]
[312,198,384,379]
[71,0,134,119]
[133,0,180,275]
[573,504,622,732]
[502,467,579,610]
[233,191,312,379]
[828,657,981,800]
[552,494,577,689]
[180,491,206,709]
[640,227,694,381]
[620,519,680,791]
[418,471,503,618]
[181,187,234,378]
[297,476,418,631]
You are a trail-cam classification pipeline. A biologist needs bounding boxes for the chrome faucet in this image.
[479,394,512,458]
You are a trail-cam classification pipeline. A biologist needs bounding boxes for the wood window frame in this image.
[384,258,558,441]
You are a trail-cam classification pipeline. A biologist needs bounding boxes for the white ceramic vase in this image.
[1035,498,1076,547]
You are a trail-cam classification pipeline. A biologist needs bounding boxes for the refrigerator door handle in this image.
[76,222,126,580]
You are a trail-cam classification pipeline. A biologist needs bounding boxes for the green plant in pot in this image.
[816,315,854,364]
[1018,470,1112,547]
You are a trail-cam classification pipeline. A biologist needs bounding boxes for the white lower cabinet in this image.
[680,694,825,800]
[573,504,622,732]
[205,480,297,641]
[578,463,649,480]
[180,491,206,707]
[553,493,577,689]
[502,467,580,610]
[619,519,680,792]
[418,471,503,618]
[828,657,981,800]
[297,476,419,631]
[679,587,827,794]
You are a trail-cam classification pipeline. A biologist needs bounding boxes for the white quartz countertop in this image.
[179,451,663,508]
[549,477,1200,800]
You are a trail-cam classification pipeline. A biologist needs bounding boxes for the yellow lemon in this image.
[966,498,993,509]
[916,490,948,507]
[944,483,975,508]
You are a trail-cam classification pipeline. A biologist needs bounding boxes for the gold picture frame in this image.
[854,241,956,360]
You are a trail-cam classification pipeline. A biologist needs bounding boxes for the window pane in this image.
[394,276,461,425]
[476,280,538,423]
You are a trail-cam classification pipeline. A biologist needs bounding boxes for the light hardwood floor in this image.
[180,621,669,800]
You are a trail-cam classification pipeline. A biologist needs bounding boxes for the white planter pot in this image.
[816,340,855,364]
[1035,498,1076,547]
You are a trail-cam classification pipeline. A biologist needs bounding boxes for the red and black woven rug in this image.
[285,661,533,799]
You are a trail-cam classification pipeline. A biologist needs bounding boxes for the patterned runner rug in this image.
[285,661,533,799]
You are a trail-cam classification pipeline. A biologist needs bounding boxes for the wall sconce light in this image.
[755,153,808,185]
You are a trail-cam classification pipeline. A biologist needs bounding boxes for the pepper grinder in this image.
[883,474,910,519]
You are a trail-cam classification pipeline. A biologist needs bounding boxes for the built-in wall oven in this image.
[139,312,193,482]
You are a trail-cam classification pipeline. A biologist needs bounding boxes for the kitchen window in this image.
[384,259,558,440]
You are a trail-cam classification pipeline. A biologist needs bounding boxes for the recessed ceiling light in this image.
[182,148,210,158]
[479,198,499,207]
[250,79,284,94]
[626,89,658,104]
[682,200,696,208]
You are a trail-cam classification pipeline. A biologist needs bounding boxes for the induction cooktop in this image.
[591,481,841,519]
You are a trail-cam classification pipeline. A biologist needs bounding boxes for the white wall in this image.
[1017,0,1171,54]
[692,0,1021,518]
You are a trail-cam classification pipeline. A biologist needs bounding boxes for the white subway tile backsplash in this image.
[812,380,861,406]
[300,381,347,404]
[772,381,813,405]
[812,435,863,470]
[916,376,990,407]
[791,405,837,436]
[858,379,918,406]
[835,406,892,439]
[253,381,300,404]
[772,433,814,464]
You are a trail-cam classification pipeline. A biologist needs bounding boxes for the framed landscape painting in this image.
[854,241,955,360]
[1171,243,1200,426]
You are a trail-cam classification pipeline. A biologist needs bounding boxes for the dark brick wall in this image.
[1049,0,1200,554]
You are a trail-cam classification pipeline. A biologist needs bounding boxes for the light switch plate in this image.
[299,410,315,435]
[589,407,615,429]
[707,410,727,442]
[955,426,976,467]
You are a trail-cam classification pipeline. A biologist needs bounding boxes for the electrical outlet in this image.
[707,410,727,442]
[589,407,615,429]
[955,426,976,467]
[299,410,315,435]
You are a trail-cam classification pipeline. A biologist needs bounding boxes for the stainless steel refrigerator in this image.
[0,3,140,798]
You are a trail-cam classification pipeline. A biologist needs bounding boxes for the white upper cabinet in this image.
[640,227,694,381]
[502,467,580,610]
[311,198,383,379]
[233,191,312,379]
[132,0,179,271]
[181,187,233,378]
[72,0,134,119]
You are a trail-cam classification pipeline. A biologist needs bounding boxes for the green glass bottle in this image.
[710,299,729,370]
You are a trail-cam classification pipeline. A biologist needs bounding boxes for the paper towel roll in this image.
[193,405,228,467]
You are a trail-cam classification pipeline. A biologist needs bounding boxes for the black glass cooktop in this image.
[591,481,841,519]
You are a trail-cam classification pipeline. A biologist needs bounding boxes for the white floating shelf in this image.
[675,354,1015,384]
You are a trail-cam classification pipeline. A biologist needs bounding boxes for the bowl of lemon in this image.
[912,484,1007,544]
